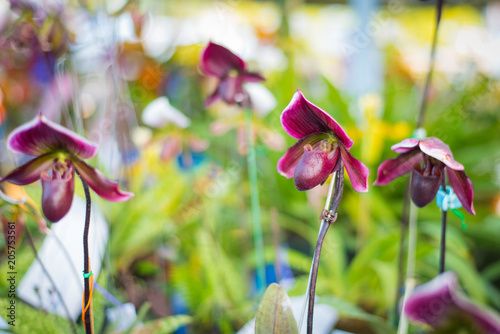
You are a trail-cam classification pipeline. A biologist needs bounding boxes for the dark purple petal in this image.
[281,90,353,149]
[72,158,133,202]
[410,168,442,207]
[293,144,340,191]
[41,167,75,222]
[339,146,369,193]
[0,153,58,185]
[204,89,221,108]
[218,76,249,106]
[374,149,424,186]
[446,167,475,215]
[200,42,245,78]
[277,133,331,178]
[7,114,98,159]
[419,137,464,170]
[391,138,420,153]
[405,272,500,333]
[240,71,265,83]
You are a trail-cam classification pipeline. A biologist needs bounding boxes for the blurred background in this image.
[0,0,499,333]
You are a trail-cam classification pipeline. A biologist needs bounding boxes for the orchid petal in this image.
[72,158,133,202]
[240,71,265,83]
[218,76,249,106]
[446,167,475,215]
[277,133,330,178]
[405,272,500,333]
[7,114,98,159]
[281,90,353,149]
[200,41,245,78]
[204,89,221,108]
[293,145,340,191]
[419,137,464,170]
[410,169,442,208]
[0,153,58,185]
[41,168,75,222]
[391,138,420,153]
[245,83,276,117]
[339,146,369,193]
[374,149,424,186]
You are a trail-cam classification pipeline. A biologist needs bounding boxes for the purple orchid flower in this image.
[277,90,369,192]
[374,137,474,214]
[0,114,133,222]
[405,271,500,333]
[200,41,264,107]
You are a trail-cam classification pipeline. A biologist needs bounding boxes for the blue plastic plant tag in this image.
[436,186,467,230]
[411,128,427,139]
[436,186,462,211]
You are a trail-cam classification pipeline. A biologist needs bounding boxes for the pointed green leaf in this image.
[255,283,298,334]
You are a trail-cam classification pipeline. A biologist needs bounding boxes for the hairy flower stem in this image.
[439,174,448,274]
[304,161,344,334]
[24,228,78,334]
[244,108,266,296]
[417,0,444,128]
[77,170,94,334]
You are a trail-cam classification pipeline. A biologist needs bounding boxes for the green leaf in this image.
[140,315,193,334]
[255,283,298,334]
[321,296,396,334]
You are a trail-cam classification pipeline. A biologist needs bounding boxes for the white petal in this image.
[245,83,277,117]
[142,97,191,129]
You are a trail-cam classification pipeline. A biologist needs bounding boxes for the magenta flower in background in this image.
[277,90,369,192]
[405,271,500,333]
[0,115,133,222]
[200,41,264,107]
[374,137,474,214]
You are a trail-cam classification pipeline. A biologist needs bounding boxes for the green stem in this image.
[439,172,448,274]
[244,108,266,296]
[397,200,418,334]
[392,177,411,326]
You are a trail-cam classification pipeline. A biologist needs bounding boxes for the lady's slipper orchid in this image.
[405,271,500,333]
[277,90,369,192]
[0,115,133,222]
[374,137,474,214]
[200,41,264,107]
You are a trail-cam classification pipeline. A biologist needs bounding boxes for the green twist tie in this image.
[411,128,427,139]
[83,271,93,278]
[451,209,467,231]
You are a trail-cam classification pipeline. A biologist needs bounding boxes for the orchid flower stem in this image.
[392,177,411,326]
[244,108,266,297]
[417,0,444,127]
[77,170,94,334]
[24,228,78,334]
[439,174,448,274]
[397,200,418,334]
[302,162,344,334]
